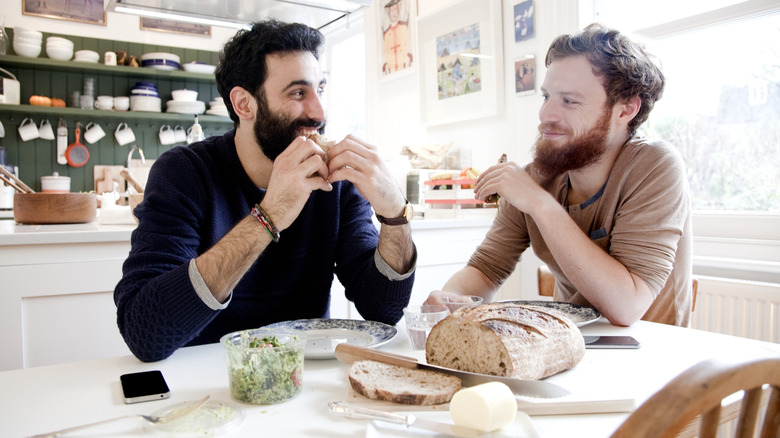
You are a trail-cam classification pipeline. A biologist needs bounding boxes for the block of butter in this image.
[450,382,517,432]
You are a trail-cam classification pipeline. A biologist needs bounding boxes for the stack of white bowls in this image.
[182,62,216,75]
[166,88,205,114]
[141,52,181,71]
[206,97,229,117]
[13,27,43,58]
[45,36,74,61]
[74,49,100,63]
[130,81,161,112]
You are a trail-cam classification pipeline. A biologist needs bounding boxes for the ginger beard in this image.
[253,92,325,161]
[532,105,613,177]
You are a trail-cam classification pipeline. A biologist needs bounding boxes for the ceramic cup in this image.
[173,125,187,143]
[104,51,117,66]
[83,121,106,144]
[38,119,55,140]
[158,124,176,145]
[0,120,5,138]
[113,96,129,111]
[18,117,40,141]
[114,122,135,146]
[94,95,114,111]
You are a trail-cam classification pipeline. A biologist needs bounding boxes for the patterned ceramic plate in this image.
[264,319,397,360]
[499,300,602,327]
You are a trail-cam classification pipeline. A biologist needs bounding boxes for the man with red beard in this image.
[426,24,693,327]
[115,20,416,362]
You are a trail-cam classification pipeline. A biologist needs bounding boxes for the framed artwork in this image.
[417,0,503,126]
[378,0,416,82]
[22,0,106,26]
[514,55,536,95]
[140,18,211,37]
[513,0,535,42]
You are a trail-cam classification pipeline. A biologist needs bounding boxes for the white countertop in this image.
[3,319,779,438]
[0,217,494,246]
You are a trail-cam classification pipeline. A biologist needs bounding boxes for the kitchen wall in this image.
[3,1,235,52]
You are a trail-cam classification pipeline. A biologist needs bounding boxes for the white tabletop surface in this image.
[2,318,779,438]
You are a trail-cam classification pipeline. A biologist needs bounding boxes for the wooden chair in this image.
[537,265,699,311]
[611,355,780,438]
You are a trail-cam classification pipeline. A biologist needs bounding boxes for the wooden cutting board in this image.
[93,165,124,194]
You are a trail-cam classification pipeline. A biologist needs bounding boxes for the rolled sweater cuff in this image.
[188,259,231,310]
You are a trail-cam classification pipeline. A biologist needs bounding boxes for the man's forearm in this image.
[376,224,415,274]
[195,215,273,303]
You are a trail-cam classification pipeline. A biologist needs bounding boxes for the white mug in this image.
[114,122,136,146]
[84,121,106,144]
[104,51,117,66]
[38,119,55,140]
[95,95,114,111]
[113,96,129,111]
[173,125,187,143]
[159,124,176,145]
[0,120,5,138]
[18,117,40,141]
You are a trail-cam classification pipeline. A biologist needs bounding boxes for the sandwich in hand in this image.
[306,133,336,163]
[484,153,508,203]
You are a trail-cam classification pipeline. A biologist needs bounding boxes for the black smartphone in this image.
[584,336,640,349]
[120,370,171,404]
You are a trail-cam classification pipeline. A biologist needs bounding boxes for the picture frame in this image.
[417,0,503,126]
[514,54,536,95]
[22,0,106,26]
[378,0,417,83]
[140,18,211,37]
[513,0,535,43]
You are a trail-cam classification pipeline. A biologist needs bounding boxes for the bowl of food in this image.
[221,328,305,405]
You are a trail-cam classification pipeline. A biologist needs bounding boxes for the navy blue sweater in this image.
[114,130,414,361]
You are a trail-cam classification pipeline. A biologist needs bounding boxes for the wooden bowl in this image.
[13,193,97,224]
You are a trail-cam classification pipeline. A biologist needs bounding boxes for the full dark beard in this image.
[532,107,612,177]
[253,94,325,161]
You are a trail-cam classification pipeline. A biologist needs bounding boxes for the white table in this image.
[2,319,779,438]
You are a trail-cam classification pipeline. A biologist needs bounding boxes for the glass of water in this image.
[403,305,448,350]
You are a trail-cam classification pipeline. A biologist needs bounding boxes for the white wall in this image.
[364,0,580,298]
[3,1,235,52]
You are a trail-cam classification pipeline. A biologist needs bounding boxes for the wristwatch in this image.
[376,201,413,226]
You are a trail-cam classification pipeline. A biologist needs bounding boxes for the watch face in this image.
[403,203,413,221]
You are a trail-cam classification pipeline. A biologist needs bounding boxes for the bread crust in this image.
[306,133,335,162]
[425,302,586,380]
[348,360,461,405]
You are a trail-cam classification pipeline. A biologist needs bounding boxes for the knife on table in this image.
[334,343,569,398]
[329,401,481,438]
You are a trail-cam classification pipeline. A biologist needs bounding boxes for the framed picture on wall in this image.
[140,18,211,37]
[378,0,417,83]
[22,0,106,26]
[513,0,535,42]
[514,54,536,95]
[417,0,503,126]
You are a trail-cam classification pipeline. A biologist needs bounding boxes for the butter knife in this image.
[329,401,480,438]
[334,343,570,398]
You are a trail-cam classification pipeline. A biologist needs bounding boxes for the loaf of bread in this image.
[426,302,585,380]
[348,360,461,405]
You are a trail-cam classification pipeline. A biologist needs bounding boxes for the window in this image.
[321,13,367,141]
[588,0,780,212]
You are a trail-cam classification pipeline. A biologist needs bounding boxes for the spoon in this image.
[27,395,210,438]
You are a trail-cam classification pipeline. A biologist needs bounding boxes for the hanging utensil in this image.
[65,122,90,167]
[56,118,68,165]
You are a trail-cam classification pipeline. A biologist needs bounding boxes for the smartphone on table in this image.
[120,370,171,404]
[583,336,640,349]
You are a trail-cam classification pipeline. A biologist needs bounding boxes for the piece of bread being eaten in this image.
[306,133,336,163]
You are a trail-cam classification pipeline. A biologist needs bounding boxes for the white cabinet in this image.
[0,223,135,371]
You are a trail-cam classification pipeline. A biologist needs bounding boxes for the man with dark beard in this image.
[425,24,693,327]
[115,20,416,362]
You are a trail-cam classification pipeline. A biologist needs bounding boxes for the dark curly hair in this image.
[545,23,665,137]
[215,19,325,125]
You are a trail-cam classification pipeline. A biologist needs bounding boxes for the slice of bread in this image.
[348,360,461,405]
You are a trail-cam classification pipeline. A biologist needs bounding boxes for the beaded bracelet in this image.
[250,204,280,242]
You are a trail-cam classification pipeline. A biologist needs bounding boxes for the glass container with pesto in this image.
[221,328,305,404]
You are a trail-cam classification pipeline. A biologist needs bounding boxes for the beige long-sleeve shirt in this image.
[469,137,693,326]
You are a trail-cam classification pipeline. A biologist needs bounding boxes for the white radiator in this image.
[691,276,780,344]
